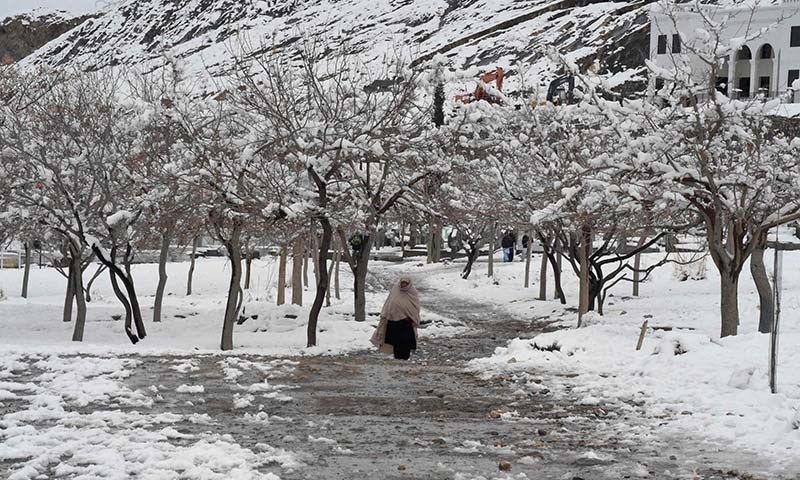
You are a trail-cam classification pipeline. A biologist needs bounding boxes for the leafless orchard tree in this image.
[0,67,147,342]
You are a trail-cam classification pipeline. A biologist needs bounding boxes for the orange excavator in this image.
[455,67,504,104]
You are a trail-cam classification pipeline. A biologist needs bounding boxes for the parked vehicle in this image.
[191,247,226,258]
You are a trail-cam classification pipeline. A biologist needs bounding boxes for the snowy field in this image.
[0,255,466,480]
[2,250,799,477]
[0,256,459,356]
[384,250,800,474]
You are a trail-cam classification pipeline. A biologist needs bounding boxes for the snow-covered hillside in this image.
[20,0,660,93]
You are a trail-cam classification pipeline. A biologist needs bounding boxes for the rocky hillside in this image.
[0,11,95,65]
[15,0,663,94]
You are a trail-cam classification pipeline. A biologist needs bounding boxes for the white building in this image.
[649,1,800,101]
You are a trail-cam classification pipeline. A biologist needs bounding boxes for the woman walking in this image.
[371,276,420,360]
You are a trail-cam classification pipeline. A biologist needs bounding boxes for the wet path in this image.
[1,288,785,479]
[124,291,777,479]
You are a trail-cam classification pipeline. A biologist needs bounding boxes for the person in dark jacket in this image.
[501,231,515,262]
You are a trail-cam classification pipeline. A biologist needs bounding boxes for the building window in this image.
[791,26,800,47]
[672,34,681,54]
[789,69,800,88]
[759,76,770,93]
[736,46,752,60]
[657,35,667,54]
[738,77,750,98]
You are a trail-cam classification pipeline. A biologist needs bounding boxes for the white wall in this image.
[649,3,800,97]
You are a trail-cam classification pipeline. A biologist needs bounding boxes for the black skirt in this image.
[384,318,417,360]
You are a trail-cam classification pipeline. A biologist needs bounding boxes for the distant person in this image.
[501,231,515,262]
[447,229,462,257]
[520,234,529,257]
[371,276,420,360]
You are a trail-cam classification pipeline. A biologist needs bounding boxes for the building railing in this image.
[693,89,799,104]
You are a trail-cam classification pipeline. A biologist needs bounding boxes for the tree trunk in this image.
[326,239,335,307]
[63,262,75,323]
[593,279,604,316]
[220,225,243,351]
[302,242,310,288]
[426,219,434,264]
[153,230,171,323]
[488,222,496,277]
[375,229,385,251]
[461,243,480,279]
[187,236,198,296]
[555,245,563,300]
[326,257,335,307]
[85,264,106,303]
[541,237,566,304]
[70,245,87,341]
[432,220,442,263]
[632,253,642,297]
[400,221,406,256]
[538,252,548,301]
[108,244,137,344]
[334,243,341,300]
[312,232,320,285]
[292,238,303,306]
[308,219,332,347]
[244,252,253,290]
[632,233,647,297]
[21,240,31,298]
[121,243,146,339]
[524,234,533,288]
[277,242,287,306]
[720,271,740,338]
[353,235,374,322]
[578,224,591,327]
[90,243,147,341]
[750,237,773,334]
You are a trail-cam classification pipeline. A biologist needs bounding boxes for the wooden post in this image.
[636,320,649,351]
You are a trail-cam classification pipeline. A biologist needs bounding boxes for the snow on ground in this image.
[0,351,297,479]
[0,251,467,479]
[0,255,461,356]
[386,249,800,473]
